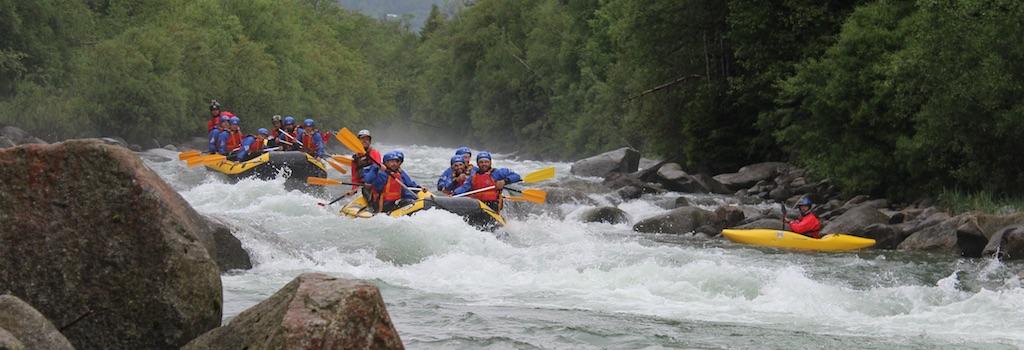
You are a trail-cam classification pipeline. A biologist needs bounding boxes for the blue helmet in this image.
[229,116,240,125]
[382,151,404,163]
[477,151,492,161]
[257,128,269,136]
[219,115,231,123]
[797,197,813,207]
[450,155,464,165]
[283,116,295,125]
[455,146,471,156]
[303,118,314,127]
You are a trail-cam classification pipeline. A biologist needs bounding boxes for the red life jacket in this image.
[207,116,219,132]
[350,148,382,189]
[470,169,498,202]
[226,131,243,153]
[373,172,404,212]
[270,129,280,139]
[247,136,263,154]
[790,212,822,238]
[301,130,317,155]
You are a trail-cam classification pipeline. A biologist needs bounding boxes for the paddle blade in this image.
[519,189,547,203]
[306,177,342,186]
[178,150,201,160]
[336,128,366,155]
[522,166,555,183]
[330,154,353,166]
[324,158,348,174]
[187,155,225,168]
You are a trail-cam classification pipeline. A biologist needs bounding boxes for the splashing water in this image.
[142,145,1024,349]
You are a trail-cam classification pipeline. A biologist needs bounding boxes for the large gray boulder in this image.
[184,273,404,350]
[0,140,223,349]
[633,207,715,234]
[735,218,785,230]
[898,216,987,257]
[0,295,74,350]
[0,328,25,350]
[822,205,890,235]
[852,224,908,249]
[982,225,1024,260]
[712,162,789,191]
[580,206,630,225]
[570,147,640,178]
[205,217,253,271]
[653,163,730,194]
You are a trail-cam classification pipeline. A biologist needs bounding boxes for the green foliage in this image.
[0,0,416,143]
[937,189,1024,215]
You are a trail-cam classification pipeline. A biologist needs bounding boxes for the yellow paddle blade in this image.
[178,150,201,160]
[519,189,547,203]
[330,154,353,166]
[306,177,342,186]
[187,155,225,168]
[323,158,348,174]
[336,128,366,155]
[522,166,555,183]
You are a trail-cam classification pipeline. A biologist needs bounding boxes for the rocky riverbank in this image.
[565,147,1024,259]
[0,130,404,349]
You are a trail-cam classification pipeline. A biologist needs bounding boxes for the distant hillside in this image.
[337,0,447,30]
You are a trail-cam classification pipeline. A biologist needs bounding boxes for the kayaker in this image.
[436,155,468,195]
[300,118,325,158]
[208,115,230,154]
[235,128,269,161]
[455,146,474,170]
[453,151,521,211]
[224,116,243,156]
[787,197,821,238]
[206,100,222,132]
[346,129,383,197]
[280,116,300,151]
[362,151,420,213]
[267,115,283,148]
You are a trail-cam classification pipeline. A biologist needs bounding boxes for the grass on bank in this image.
[937,189,1024,215]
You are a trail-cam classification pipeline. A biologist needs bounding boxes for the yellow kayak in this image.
[340,190,506,230]
[721,229,875,252]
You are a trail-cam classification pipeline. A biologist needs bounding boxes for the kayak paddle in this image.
[306,177,364,187]
[505,188,546,203]
[186,154,226,168]
[178,150,201,160]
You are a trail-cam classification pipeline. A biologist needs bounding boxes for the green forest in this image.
[2,0,1023,200]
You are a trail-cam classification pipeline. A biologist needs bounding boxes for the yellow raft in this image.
[204,151,326,182]
[340,190,506,230]
[721,229,875,252]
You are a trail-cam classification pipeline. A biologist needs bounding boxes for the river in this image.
[141,144,1024,349]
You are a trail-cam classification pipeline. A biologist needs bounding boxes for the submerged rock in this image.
[0,140,223,349]
[633,207,715,234]
[0,295,74,350]
[982,225,1024,260]
[570,147,640,178]
[581,206,630,225]
[184,273,404,350]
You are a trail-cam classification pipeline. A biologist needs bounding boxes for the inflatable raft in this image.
[204,151,327,183]
[721,229,875,252]
[340,191,506,230]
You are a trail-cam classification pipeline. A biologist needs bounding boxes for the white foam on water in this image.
[143,146,1024,348]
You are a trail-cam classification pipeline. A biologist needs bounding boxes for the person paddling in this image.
[300,118,325,158]
[346,129,383,198]
[362,151,419,213]
[453,151,521,211]
[206,100,226,132]
[222,116,243,156]
[437,155,468,195]
[267,115,283,148]
[234,128,269,162]
[455,146,475,170]
[208,115,230,154]
[279,116,300,151]
[787,197,822,238]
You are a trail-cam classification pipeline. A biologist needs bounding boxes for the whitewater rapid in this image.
[142,144,1024,349]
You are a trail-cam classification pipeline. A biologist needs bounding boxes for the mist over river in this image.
[141,144,1024,349]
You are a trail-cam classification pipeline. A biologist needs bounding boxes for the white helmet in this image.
[357,129,371,138]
